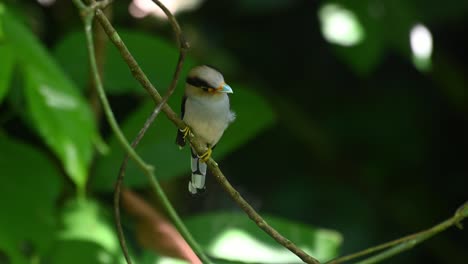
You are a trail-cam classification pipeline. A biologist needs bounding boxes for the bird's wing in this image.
[176,95,187,147]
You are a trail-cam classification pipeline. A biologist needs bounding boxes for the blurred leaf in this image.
[92,84,275,191]
[47,240,123,264]
[53,30,195,95]
[51,199,125,264]
[0,42,14,103]
[141,253,252,264]
[141,255,188,264]
[0,3,4,40]
[0,134,61,263]
[185,212,342,263]
[59,199,119,254]
[3,8,96,192]
[52,31,88,91]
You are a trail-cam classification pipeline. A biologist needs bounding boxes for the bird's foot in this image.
[181,126,191,140]
[198,148,212,163]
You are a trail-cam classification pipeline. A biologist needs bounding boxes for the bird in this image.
[176,65,235,195]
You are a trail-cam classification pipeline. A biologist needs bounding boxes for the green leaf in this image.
[140,249,271,264]
[140,254,188,264]
[3,8,96,192]
[0,3,5,40]
[50,199,124,264]
[185,212,342,263]
[48,240,123,264]
[53,30,195,95]
[0,42,14,103]
[0,134,62,262]
[92,84,275,191]
[58,199,119,254]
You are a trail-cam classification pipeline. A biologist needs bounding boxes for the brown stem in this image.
[114,52,194,264]
[93,8,319,264]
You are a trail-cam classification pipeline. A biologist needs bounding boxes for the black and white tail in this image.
[188,149,207,194]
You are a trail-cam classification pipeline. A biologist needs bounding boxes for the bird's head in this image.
[185,65,233,97]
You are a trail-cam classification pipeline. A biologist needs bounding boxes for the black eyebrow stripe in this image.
[186,76,212,88]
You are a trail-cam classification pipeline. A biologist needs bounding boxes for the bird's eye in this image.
[201,87,213,93]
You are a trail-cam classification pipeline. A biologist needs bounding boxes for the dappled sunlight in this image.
[1,1,466,263]
[157,257,187,264]
[318,3,365,46]
[97,250,113,264]
[39,85,78,109]
[410,23,433,71]
[63,139,83,184]
[129,0,204,19]
[313,229,344,261]
[209,228,313,263]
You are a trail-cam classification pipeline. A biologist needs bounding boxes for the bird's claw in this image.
[198,148,212,163]
[181,126,191,140]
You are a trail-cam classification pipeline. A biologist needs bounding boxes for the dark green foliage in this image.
[0,0,467,263]
[0,134,61,263]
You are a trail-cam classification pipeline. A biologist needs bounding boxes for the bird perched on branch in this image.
[176,65,235,194]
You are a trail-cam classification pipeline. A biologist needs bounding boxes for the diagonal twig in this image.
[111,1,200,263]
[113,48,202,264]
[326,201,468,264]
[73,1,467,264]
[84,1,320,263]
[73,0,210,263]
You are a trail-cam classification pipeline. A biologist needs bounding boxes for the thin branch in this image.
[88,2,319,263]
[73,0,210,263]
[73,0,152,176]
[114,51,212,264]
[89,0,113,10]
[150,0,185,48]
[110,0,205,263]
[326,201,468,264]
[73,2,467,264]
[87,2,112,120]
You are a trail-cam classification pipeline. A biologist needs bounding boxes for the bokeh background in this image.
[0,0,467,263]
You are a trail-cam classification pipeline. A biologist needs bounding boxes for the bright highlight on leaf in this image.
[318,3,365,46]
[59,200,119,254]
[211,228,313,263]
[39,85,79,109]
[129,0,204,19]
[184,212,342,263]
[410,23,433,71]
[156,257,187,264]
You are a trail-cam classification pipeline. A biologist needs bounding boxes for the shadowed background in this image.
[0,0,467,263]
